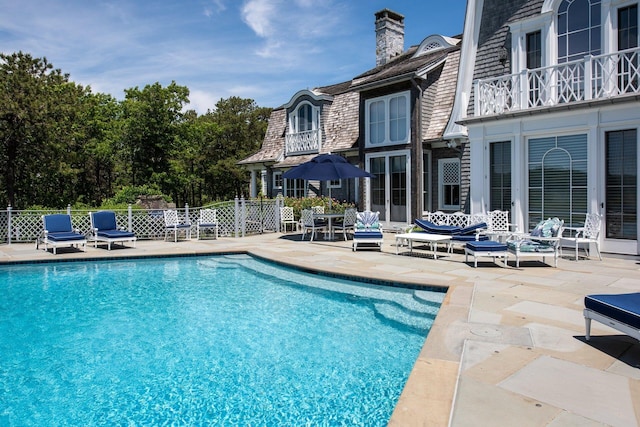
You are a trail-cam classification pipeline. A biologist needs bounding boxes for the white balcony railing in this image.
[475,47,640,116]
[285,129,321,155]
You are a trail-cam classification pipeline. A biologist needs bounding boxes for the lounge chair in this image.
[584,293,640,342]
[414,219,488,252]
[506,217,563,267]
[352,211,384,251]
[197,208,219,239]
[163,209,192,242]
[89,211,136,250]
[38,214,87,254]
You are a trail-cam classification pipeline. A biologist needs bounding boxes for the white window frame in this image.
[273,171,283,191]
[438,158,461,211]
[327,179,341,189]
[289,101,319,134]
[364,91,410,148]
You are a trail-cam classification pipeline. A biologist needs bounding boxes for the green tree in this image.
[120,81,189,195]
[0,52,91,208]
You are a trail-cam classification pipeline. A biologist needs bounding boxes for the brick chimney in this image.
[375,9,405,67]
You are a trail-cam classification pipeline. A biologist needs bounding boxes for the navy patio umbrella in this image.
[282,153,374,208]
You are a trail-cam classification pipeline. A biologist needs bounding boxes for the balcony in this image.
[475,47,640,117]
[285,129,321,155]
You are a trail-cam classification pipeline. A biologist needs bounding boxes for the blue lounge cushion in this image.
[466,241,507,252]
[97,230,135,239]
[46,231,86,242]
[414,219,461,234]
[585,293,640,329]
[452,234,490,242]
[457,222,487,235]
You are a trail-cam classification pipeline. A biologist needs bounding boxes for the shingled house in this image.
[240,9,464,227]
[447,0,640,255]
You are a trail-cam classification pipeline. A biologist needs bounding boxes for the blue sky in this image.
[0,0,467,113]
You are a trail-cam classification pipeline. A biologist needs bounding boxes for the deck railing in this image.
[475,47,640,116]
[0,197,284,245]
[285,129,321,155]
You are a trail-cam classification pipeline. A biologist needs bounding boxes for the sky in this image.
[0,0,468,114]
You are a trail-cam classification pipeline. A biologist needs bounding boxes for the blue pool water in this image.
[0,255,444,426]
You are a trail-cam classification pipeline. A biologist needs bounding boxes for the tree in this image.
[0,52,91,208]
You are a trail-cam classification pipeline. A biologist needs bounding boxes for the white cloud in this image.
[241,0,278,38]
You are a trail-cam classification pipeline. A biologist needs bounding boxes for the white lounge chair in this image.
[89,211,136,250]
[38,214,87,254]
[506,217,564,267]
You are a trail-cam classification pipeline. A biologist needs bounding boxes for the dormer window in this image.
[286,100,321,154]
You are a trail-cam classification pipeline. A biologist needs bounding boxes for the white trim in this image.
[443,0,484,140]
[282,89,332,109]
[438,158,461,211]
[364,91,411,148]
[413,34,461,58]
[365,149,411,225]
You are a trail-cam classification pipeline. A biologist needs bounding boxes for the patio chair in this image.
[89,211,136,250]
[163,209,192,242]
[506,217,564,267]
[584,293,640,342]
[280,206,299,233]
[332,208,358,241]
[560,213,602,261]
[38,214,87,255]
[301,209,327,241]
[197,208,219,240]
[352,211,384,251]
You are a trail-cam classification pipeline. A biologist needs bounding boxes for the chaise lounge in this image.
[89,210,137,250]
[352,211,384,251]
[584,293,640,342]
[38,214,87,254]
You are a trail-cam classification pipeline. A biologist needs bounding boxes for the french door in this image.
[366,150,410,224]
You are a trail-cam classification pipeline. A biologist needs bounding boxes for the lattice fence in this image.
[0,197,284,244]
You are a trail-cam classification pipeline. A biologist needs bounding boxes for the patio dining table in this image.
[313,212,344,240]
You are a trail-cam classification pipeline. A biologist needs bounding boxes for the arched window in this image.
[296,104,313,132]
[557,0,601,63]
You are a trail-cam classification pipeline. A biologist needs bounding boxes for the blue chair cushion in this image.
[44,214,73,233]
[466,241,507,252]
[92,211,118,231]
[354,231,383,239]
[585,293,640,329]
[414,219,461,234]
[97,230,135,239]
[47,232,85,242]
[168,223,191,229]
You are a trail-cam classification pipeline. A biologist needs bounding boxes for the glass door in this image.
[605,129,637,253]
[366,150,410,224]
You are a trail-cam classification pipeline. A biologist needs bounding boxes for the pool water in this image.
[0,255,444,426]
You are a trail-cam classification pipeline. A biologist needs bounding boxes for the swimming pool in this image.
[0,254,444,425]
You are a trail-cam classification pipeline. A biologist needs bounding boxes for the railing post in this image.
[185,203,189,223]
[584,55,592,100]
[128,204,133,232]
[234,197,240,238]
[519,69,528,109]
[7,205,12,245]
[241,197,246,237]
[67,204,71,215]
[473,79,480,116]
